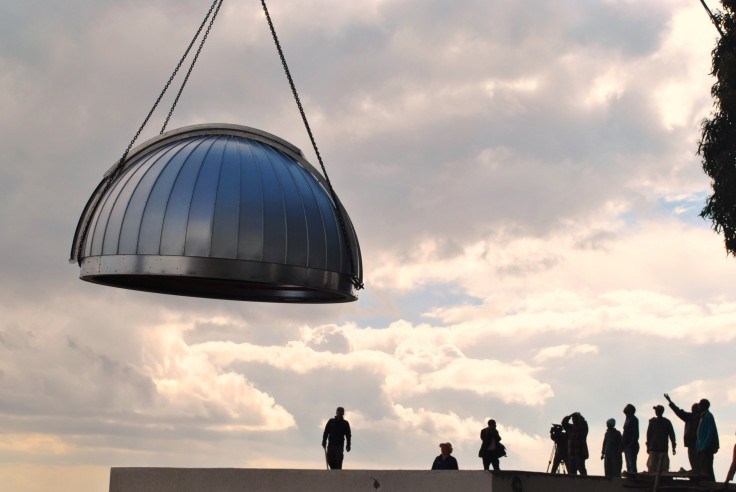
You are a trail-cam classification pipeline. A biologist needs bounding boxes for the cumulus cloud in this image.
[670,377,736,409]
[0,300,295,434]
[195,320,553,406]
[143,326,296,431]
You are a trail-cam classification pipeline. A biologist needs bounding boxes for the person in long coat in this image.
[479,419,503,471]
[601,418,623,478]
[562,412,589,475]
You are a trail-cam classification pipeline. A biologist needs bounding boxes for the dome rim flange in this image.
[79,254,357,303]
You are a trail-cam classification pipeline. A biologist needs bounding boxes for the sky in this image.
[1,0,736,490]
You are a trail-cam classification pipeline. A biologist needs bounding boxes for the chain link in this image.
[74,0,223,264]
[261,0,363,290]
[161,0,224,134]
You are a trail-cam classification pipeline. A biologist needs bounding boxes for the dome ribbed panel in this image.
[82,132,349,273]
[117,144,181,254]
[210,137,241,259]
[236,140,264,261]
[286,156,328,271]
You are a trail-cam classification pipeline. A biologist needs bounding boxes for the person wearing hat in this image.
[601,418,623,478]
[431,442,459,470]
[622,404,640,474]
[646,404,676,473]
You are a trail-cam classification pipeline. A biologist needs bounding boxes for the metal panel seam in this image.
[157,138,210,255]
[119,145,176,254]
[207,136,228,257]
[261,142,289,265]
[137,141,193,254]
[277,150,311,268]
[94,162,141,256]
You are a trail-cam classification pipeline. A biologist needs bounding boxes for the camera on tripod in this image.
[550,424,566,444]
[547,424,568,474]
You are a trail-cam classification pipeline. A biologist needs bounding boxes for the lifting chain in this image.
[261,0,364,290]
[73,0,224,263]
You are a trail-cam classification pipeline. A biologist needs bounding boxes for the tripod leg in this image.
[547,443,555,473]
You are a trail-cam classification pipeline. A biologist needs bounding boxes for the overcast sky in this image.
[2,0,736,490]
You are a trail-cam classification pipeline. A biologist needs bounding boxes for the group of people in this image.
[321,408,507,471]
[321,400,735,482]
[552,394,725,482]
[431,419,508,471]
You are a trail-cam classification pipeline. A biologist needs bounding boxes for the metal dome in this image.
[70,123,362,302]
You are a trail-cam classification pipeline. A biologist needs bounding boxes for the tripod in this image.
[546,442,567,474]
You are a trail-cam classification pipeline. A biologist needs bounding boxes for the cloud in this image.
[670,377,736,409]
[196,320,552,405]
[0,434,73,456]
[534,344,599,363]
[300,324,353,353]
[0,300,295,433]
[144,325,296,431]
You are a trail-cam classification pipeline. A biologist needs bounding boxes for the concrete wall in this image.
[109,468,631,492]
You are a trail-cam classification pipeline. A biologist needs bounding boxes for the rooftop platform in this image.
[109,468,732,492]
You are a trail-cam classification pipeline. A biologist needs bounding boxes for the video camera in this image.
[549,424,566,444]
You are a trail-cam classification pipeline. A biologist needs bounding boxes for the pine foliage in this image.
[700,0,736,254]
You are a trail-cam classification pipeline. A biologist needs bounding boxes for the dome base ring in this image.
[80,255,356,303]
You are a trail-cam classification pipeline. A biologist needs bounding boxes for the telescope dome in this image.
[70,123,362,302]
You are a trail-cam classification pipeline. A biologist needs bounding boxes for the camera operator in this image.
[549,423,568,473]
[561,412,589,475]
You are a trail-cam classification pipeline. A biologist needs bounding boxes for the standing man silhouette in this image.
[664,393,699,472]
[479,419,503,471]
[645,405,676,473]
[561,412,589,475]
[622,404,640,474]
[601,418,623,478]
[695,399,719,482]
[322,406,351,469]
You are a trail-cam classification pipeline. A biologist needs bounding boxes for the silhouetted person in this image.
[322,406,351,469]
[695,398,719,481]
[646,405,676,474]
[622,403,640,474]
[562,412,589,475]
[549,424,568,473]
[432,442,459,470]
[725,430,736,485]
[601,418,623,478]
[479,419,503,471]
[664,393,699,472]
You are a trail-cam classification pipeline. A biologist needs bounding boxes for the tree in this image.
[699,0,736,254]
